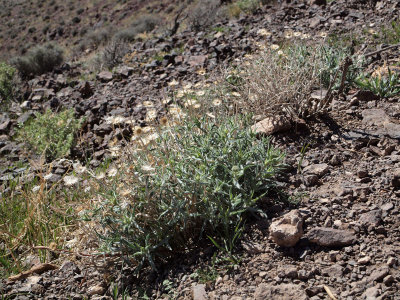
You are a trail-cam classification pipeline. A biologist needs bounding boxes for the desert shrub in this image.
[17,109,83,161]
[11,43,64,77]
[101,39,130,69]
[235,44,362,118]
[114,15,159,42]
[228,0,269,17]
[188,0,224,31]
[88,115,285,271]
[79,26,114,51]
[0,62,16,106]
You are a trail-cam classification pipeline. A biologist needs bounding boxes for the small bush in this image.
[188,0,224,32]
[228,0,269,17]
[355,68,400,98]
[0,62,16,106]
[88,115,285,271]
[11,43,64,77]
[101,39,130,69]
[80,26,114,50]
[114,15,159,42]
[236,44,362,118]
[18,109,83,161]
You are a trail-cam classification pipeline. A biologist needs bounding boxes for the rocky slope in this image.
[0,0,400,299]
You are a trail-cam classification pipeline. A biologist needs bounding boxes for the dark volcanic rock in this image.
[307,227,357,247]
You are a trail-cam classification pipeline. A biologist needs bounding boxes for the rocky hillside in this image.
[0,0,183,60]
[1,0,400,299]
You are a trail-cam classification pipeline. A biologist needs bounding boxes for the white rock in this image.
[269,210,303,247]
[251,116,291,135]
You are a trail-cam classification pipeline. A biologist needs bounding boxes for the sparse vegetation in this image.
[87,115,285,272]
[101,39,130,69]
[355,68,400,98]
[11,43,64,78]
[0,62,16,109]
[0,176,75,277]
[187,0,223,31]
[17,109,83,161]
[114,15,159,42]
[375,20,400,44]
[235,44,362,118]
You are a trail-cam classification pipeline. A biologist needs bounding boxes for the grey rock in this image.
[369,266,389,282]
[0,117,11,133]
[97,71,113,82]
[303,163,329,177]
[307,227,357,247]
[17,112,33,124]
[254,283,308,300]
[322,264,343,277]
[358,209,382,228]
[43,173,62,183]
[115,66,134,78]
[363,286,380,299]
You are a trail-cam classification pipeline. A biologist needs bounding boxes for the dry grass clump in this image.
[235,44,358,119]
[0,171,78,277]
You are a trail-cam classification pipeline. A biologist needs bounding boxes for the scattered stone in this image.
[358,256,371,265]
[321,264,343,277]
[0,117,10,133]
[115,65,134,78]
[369,266,389,282]
[387,257,396,267]
[278,267,298,279]
[392,168,400,188]
[254,283,308,300]
[303,174,319,187]
[97,71,113,82]
[251,116,291,136]
[43,173,62,183]
[88,285,106,296]
[307,227,357,247]
[383,275,394,285]
[269,210,303,247]
[308,0,326,5]
[357,169,369,178]
[362,286,380,299]
[358,209,382,228]
[381,202,394,212]
[193,284,208,300]
[303,163,329,177]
